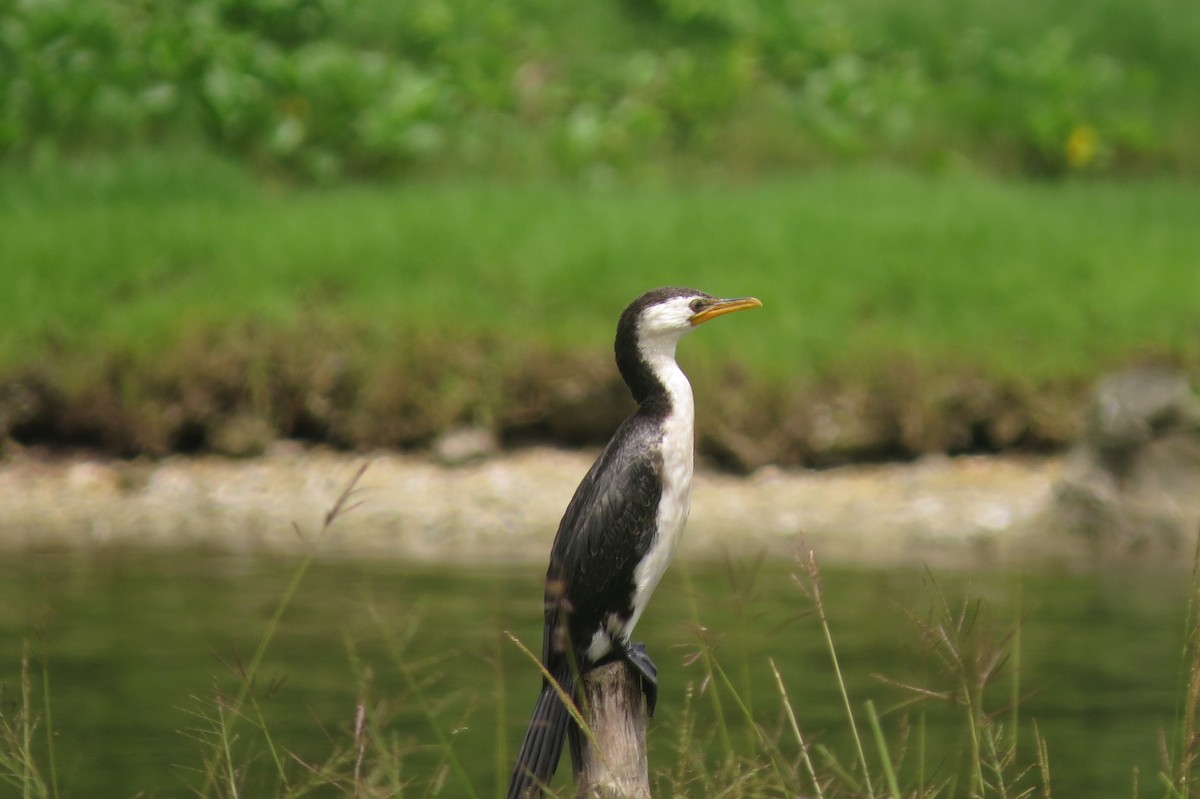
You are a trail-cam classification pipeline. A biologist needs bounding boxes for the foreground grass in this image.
[4,539,1199,798]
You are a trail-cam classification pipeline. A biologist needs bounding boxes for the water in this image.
[0,546,1189,798]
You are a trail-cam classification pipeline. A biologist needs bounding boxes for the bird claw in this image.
[622,641,659,717]
[594,640,659,716]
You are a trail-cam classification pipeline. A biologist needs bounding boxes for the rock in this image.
[1088,367,1200,478]
[265,439,308,459]
[0,381,41,436]
[210,414,277,458]
[66,461,121,495]
[803,389,897,464]
[1042,366,1200,556]
[433,426,499,465]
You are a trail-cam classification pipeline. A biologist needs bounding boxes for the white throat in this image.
[626,332,695,637]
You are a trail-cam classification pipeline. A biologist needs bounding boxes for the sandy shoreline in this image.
[0,446,1065,568]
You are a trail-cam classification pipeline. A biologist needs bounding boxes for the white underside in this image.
[586,333,695,662]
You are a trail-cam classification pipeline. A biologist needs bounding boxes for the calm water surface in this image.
[0,546,1189,798]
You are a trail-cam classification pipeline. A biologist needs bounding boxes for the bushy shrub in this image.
[0,0,1187,178]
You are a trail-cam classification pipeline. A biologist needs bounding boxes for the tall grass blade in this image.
[494,632,508,799]
[37,642,58,799]
[770,657,824,799]
[708,656,791,789]
[866,699,901,799]
[217,696,241,799]
[502,630,605,770]
[1010,582,1023,761]
[1163,530,1200,796]
[369,602,480,799]
[680,567,735,762]
[917,706,927,796]
[19,643,37,799]
[197,461,369,796]
[1033,719,1051,799]
[801,548,875,797]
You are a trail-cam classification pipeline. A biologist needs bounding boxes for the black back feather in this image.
[543,413,663,668]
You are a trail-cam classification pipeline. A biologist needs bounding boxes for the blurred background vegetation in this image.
[2,0,1198,461]
[4,0,1199,180]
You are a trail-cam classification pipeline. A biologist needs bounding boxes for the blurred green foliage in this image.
[1,0,1196,179]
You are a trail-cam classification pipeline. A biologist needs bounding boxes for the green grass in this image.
[3,152,1199,388]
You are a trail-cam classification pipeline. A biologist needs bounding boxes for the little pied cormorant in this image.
[506,286,762,798]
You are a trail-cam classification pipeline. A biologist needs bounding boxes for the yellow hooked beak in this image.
[689,296,763,326]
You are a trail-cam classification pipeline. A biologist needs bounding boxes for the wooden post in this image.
[567,660,652,799]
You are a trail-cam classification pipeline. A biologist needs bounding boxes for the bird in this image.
[506,286,762,798]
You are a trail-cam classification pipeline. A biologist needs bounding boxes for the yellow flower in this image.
[1065,124,1098,169]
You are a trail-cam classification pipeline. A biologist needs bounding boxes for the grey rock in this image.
[1046,366,1200,556]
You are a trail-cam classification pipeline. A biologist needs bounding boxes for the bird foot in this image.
[600,640,658,717]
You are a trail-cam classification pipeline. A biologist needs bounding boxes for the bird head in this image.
[615,287,762,401]
[627,287,763,345]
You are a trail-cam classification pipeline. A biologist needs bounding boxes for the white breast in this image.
[625,353,694,639]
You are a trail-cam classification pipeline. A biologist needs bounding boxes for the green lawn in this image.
[4,152,1198,387]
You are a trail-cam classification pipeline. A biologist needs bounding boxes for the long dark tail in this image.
[506,667,576,799]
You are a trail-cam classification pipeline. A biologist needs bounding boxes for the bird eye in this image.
[689,298,706,312]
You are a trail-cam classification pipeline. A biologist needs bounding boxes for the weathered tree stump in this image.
[567,660,651,799]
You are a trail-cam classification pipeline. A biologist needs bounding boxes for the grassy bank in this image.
[3,153,1199,461]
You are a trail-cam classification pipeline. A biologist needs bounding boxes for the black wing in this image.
[541,415,663,668]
